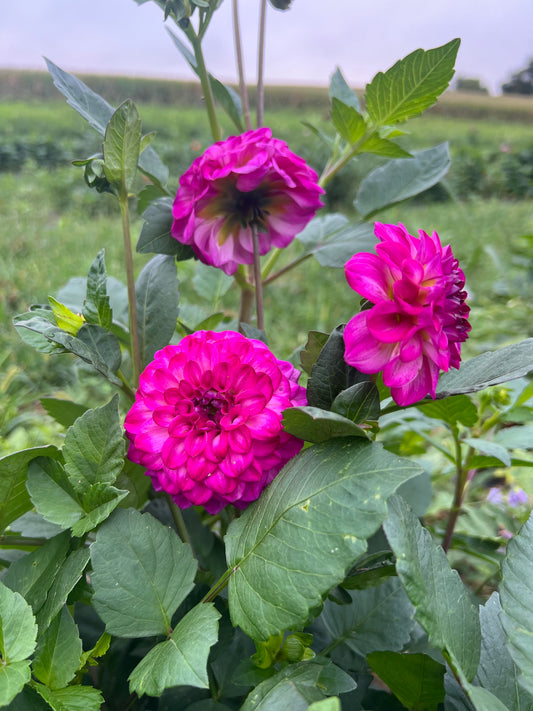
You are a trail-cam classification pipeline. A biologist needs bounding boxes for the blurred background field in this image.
[1,70,533,451]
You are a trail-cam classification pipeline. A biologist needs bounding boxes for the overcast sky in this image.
[1,0,532,94]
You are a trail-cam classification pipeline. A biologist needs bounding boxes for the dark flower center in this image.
[192,388,227,424]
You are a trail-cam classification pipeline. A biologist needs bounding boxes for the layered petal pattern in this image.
[171,127,324,275]
[343,222,471,406]
[124,330,307,513]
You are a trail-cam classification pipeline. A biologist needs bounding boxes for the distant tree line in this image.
[502,60,533,95]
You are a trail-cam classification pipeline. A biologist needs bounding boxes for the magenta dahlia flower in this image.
[124,330,306,514]
[343,222,471,406]
[171,127,324,275]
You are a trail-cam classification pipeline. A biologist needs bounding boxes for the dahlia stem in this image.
[165,494,194,552]
[256,0,268,128]
[186,25,222,142]
[252,225,265,330]
[263,252,312,286]
[442,434,472,553]
[201,566,237,604]
[120,195,141,388]
[238,279,255,328]
[232,0,253,131]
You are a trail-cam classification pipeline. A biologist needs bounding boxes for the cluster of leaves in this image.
[2,5,533,710]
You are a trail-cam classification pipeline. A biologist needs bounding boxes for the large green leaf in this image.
[0,582,37,706]
[135,254,180,369]
[315,578,415,657]
[33,684,103,711]
[383,495,481,683]
[13,313,122,386]
[331,98,366,144]
[40,398,88,429]
[240,660,355,710]
[416,395,478,428]
[329,67,361,111]
[296,214,376,268]
[103,99,141,193]
[354,143,451,218]
[500,511,533,697]
[282,406,369,442]
[226,438,422,640]
[3,532,70,613]
[475,593,533,710]
[128,603,220,696]
[32,607,82,690]
[62,395,123,496]
[365,39,460,126]
[90,508,197,637]
[436,338,533,398]
[0,445,59,533]
[137,197,195,259]
[44,58,168,187]
[367,651,445,711]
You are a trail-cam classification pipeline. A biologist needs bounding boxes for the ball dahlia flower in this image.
[171,127,324,275]
[343,222,471,406]
[124,330,306,514]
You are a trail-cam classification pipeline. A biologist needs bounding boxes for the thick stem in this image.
[201,566,237,604]
[238,285,255,328]
[232,0,253,131]
[120,196,141,388]
[0,536,47,547]
[256,0,267,128]
[252,225,265,330]
[187,27,222,142]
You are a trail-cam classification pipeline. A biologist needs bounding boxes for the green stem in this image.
[318,128,377,188]
[200,566,237,604]
[442,433,469,553]
[252,225,265,330]
[261,246,283,281]
[165,494,194,553]
[187,26,222,142]
[0,536,47,547]
[256,0,267,128]
[116,369,136,401]
[263,252,312,286]
[120,195,141,388]
[232,0,253,131]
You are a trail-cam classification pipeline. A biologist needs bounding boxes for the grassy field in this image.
[1,83,533,439]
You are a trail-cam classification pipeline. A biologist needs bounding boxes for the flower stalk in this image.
[186,25,222,142]
[120,194,141,388]
[232,0,253,131]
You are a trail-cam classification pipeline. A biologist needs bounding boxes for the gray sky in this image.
[1,0,532,94]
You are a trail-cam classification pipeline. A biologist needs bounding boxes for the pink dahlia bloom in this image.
[171,127,324,275]
[343,223,471,406]
[124,330,306,514]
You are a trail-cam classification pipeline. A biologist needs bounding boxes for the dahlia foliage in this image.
[343,222,471,406]
[124,330,306,514]
[171,127,325,275]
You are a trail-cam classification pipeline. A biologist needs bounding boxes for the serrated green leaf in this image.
[0,661,32,707]
[137,197,195,258]
[76,323,122,373]
[474,593,533,711]
[103,99,141,192]
[40,398,88,428]
[500,511,533,697]
[296,214,376,268]
[300,331,329,376]
[241,660,354,710]
[358,134,412,158]
[282,406,369,442]
[329,67,360,111]
[79,632,111,670]
[135,254,179,369]
[0,582,38,662]
[331,98,366,144]
[62,395,124,495]
[462,438,511,467]
[32,606,82,690]
[34,684,103,711]
[317,578,415,657]
[3,531,70,613]
[128,603,220,696]
[365,39,460,126]
[367,651,445,711]
[71,484,128,537]
[45,58,167,188]
[83,250,113,329]
[416,394,478,428]
[27,457,84,530]
[13,313,122,385]
[437,338,533,398]
[331,382,380,423]
[90,508,197,637]
[354,143,451,218]
[383,495,481,682]
[0,446,59,533]
[226,438,422,640]
[35,548,91,633]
